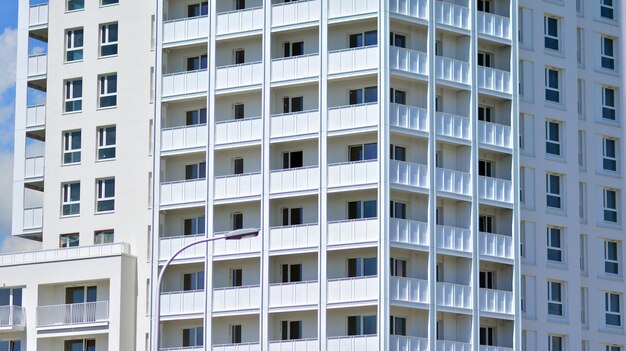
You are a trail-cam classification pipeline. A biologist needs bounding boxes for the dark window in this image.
[187,55,208,70]
[186,108,207,125]
[282,151,303,169]
[232,213,243,230]
[185,162,206,179]
[234,104,244,119]
[390,33,406,48]
[281,321,302,340]
[235,0,245,10]
[233,158,244,174]
[231,269,242,287]
[234,50,245,64]
[188,1,208,16]
[231,325,242,344]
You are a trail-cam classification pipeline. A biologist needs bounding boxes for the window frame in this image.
[94,230,114,244]
[603,86,617,121]
[545,67,561,103]
[63,130,82,165]
[100,22,119,57]
[548,335,563,351]
[603,188,618,223]
[601,36,616,70]
[65,28,84,62]
[62,182,81,216]
[98,74,118,109]
[547,280,564,316]
[101,0,119,6]
[96,178,115,213]
[602,137,617,171]
[64,78,83,113]
[547,226,563,263]
[601,0,615,20]
[605,292,622,327]
[66,0,85,12]
[546,173,562,209]
[60,233,80,248]
[545,120,561,156]
[604,240,620,275]
[97,126,116,161]
[544,15,560,51]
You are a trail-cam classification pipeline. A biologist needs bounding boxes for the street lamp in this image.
[151,228,260,351]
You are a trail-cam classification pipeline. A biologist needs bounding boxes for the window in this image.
[281,264,302,283]
[64,339,95,351]
[64,79,83,112]
[390,88,406,104]
[604,189,618,223]
[547,227,563,262]
[602,87,616,120]
[101,0,119,5]
[96,178,115,212]
[390,258,406,277]
[545,121,561,156]
[607,346,622,351]
[62,182,81,216]
[66,0,84,11]
[97,126,116,160]
[281,320,302,340]
[390,201,406,219]
[100,23,118,57]
[602,36,615,70]
[548,281,564,316]
[188,1,208,16]
[282,151,303,169]
[182,327,203,347]
[0,340,20,351]
[347,200,377,219]
[184,216,205,235]
[478,51,492,67]
[348,257,377,277]
[60,233,79,248]
[390,144,406,161]
[605,240,619,274]
[477,0,491,12]
[187,54,208,70]
[187,108,207,125]
[349,30,377,48]
[66,28,84,62]
[283,96,303,113]
[281,208,302,226]
[546,174,562,209]
[233,158,244,175]
[185,162,206,180]
[478,106,492,122]
[349,86,378,104]
[347,315,377,335]
[233,49,245,64]
[230,325,242,344]
[231,268,242,287]
[601,0,615,19]
[605,292,622,326]
[283,41,304,57]
[603,138,617,171]
[66,286,96,304]
[545,68,561,103]
[232,212,243,230]
[235,0,245,10]
[544,16,559,50]
[479,160,493,177]
[183,271,204,290]
[479,215,494,233]
[234,104,244,119]
[94,230,114,244]
[349,143,377,161]
[577,28,584,65]
[548,335,563,351]
[480,271,495,289]
[99,74,117,108]
[390,316,406,336]
[63,130,81,164]
[480,326,495,346]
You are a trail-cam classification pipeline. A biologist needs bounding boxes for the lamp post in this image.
[151,228,260,350]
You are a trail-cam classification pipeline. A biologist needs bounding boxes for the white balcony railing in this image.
[163,347,204,351]
[390,46,428,76]
[327,276,378,304]
[161,124,208,152]
[215,117,262,145]
[213,233,261,256]
[159,234,205,261]
[436,340,472,351]
[270,339,319,351]
[272,53,320,82]
[436,282,472,309]
[0,243,130,267]
[26,104,46,128]
[328,102,378,131]
[328,46,378,74]
[272,0,320,27]
[477,121,512,150]
[389,160,429,189]
[480,346,514,351]
[0,306,25,329]
[435,1,470,30]
[29,3,48,27]
[327,335,379,351]
[270,166,319,194]
[479,288,514,315]
[390,336,429,351]
[162,69,208,98]
[477,66,512,94]
[389,218,429,247]
[24,156,44,179]
[328,218,378,246]
[28,54,47,77]
[23,207,43,231]
[477,11,511,40]
[160,290,205,315]
[214,172,262,200]
[271,110,320,139]
[163,15,208,44]
[390,276,429,304]
[435,55,470,85]
[436,112,470,140]
[478,176,513,204]
[436,167,471,196]
[216,7,263,36]
[328,0,378,18]
[212,343,261,351]
[328,160,378,188]
[212,285,261,312]
[479,232,513,260]
[36,301,109,327]
[389,103,428,133]
[216,62,263,90]
[160,179,206,206]
[269,224,319,252]
[269,280,319,308]
[436,225,471,253]
[390,0,428,20]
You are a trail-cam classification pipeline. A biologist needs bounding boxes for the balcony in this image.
[389,218,429,247]
[24,155,44,180]
[0,306,25,331]
[479,288,514,316]
[477,12,511,41]
[390,336,429,351]
[272,0,320,28]
[390,276,429,305]
[328,160,378,189]
[36,301,109,328]
[436,225,471,254]
[328,0,377,19]
[212,285,261,313]
[271,54,320,84]
[436,168,471,197]
[159,234,205,262]
[477,67,512,96]
[27,54,47,79]
[436,282,471,310]
[270,166,319,194]
[0,243,130,267]
[435,1,470,31]
[327,276,378,304]
[269,223,319,253]
[480,346,513,351]
[435,56,470,86]
[160,179,206,207]
[216,7,264,37]
[163,347,204,351]
[163,15,208,46]
[215,117,262,146]
[29,3,48,33]
[389,0,428,21]
[390,46,428,77]
[270,110,320,140]
[477,121,512,151]
[390,103,428,134]
[436,340,471,351]
[162,69,208,100]
[327,335,379,351]
[213,343,260,351]
[389,160,429,190]
[213,233,261,257]
[269,339,319,351]
[436,112,470,141]
[22,207,43,233]
[328,218,378,247]
[269,280,319,309]
[26,104,46,129]
[161,124,207,153]
[214,172,262,201]
[160,290,204,316]
[328,46,378,75]
[479,232,513,261]
[216,62,263,91]
[328,103,378,132]
[478,176,513,205]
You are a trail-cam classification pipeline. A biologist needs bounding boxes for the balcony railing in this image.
[479,288,514,315]
[477,121,512,150]
[328,0,377,18]
[478,176,513,204]
[24,156,44,179]
[216,62,263,90]
[0,306,25,329]
[479,232,513,260]
[270,166,319,194]
[271,53,320,82]
[328,160,378,188]
[328,102,378,131]
[163,15,208,44]
[214,172,262,200]
[477,66,512,95]
[328,45,378,75]
[272,0,320,27]
[436,225,471,253]
[269,280,319,308]
[436,282,472,309]
[327,335,379,351]
[0,243,130,267]
[390,336,429,351]
[212,285,261,312]
[480,346,514,351]
[328,218,379,246]
[26,104,46,128]
[327,276,378,304]
[270,110,320,139]
[27,54,47,78]
[389,218,429,247]
[162,347,204,351]
[161,124,207,152]
[160,290,205,316]
[269,338,319,351]
[389,160,429,189]
[212,343,260,351]
[216,6,263,36]
[436,167,471,196]
[159,234,205,261]
[162,69,208,98]
[435,56,470,85]
[36,301,109,327]
[215,117,262,145]
[23,207,43,231]
[213,233,261,257]
[477,11,511,40]
[269,223,319,252]
[436,112,470,140]
[390,46,428,76]
[390,276,429,304]
[389,103,428,133]
[160,179,206,206]
[435,1,470,30]
[436,340,471,351]
[29,3,48,28]
[389,0,428,21]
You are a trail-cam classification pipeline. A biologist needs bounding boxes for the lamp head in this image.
[224,228,260,240]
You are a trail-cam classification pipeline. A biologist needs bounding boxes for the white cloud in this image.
[0,237,41,253]
[0,27,17,95]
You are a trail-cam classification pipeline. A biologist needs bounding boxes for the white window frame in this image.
[548,335,563,351]
[100,23,119,57]
[601,0,615,20]
[63,130,81,165]
[547,226,563,263]
[545,68,561,103]
[66,0,85,12]
[60,233,79,248]
[606,345,622,351]
[601,36,616,70]
[545,121,561,156]
[602,86,617,121]
[603,188,618,223]
[94,230,114,244]
[64,78,83,113]
[65,28,84,62]
[603,137,617,172]
[544,15,560,51]
[605,240,620,275]
[546,173,562,209]
[96,178,115,213]
[605,292,622,327]
[548,281,564,316]
[62,182,81,216]
[97,126,116,160]
[101,0,119,6]
[98,74,117,108]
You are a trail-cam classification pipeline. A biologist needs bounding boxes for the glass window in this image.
[544,16,559,50]
[183,271,204,290]
[548,335,563,351]
[548,281,563,316]
[62,182,81,216]
[230,325,242,344]
[390,201,406,219]
[186,108,207,125]
[282,151,303,169]
[232,212,243,230]
[65,79,83,112]
[281,320,302,340]
[349,30,377,48]
[96,178,115,212]
[182,327,204,347]
[349,143,377,161]
[545,121,561,156]
[602,36,615,70]
[547,227,563,262]
[60,233,79,248]
[101,0,119,5]
[347,200,377,219]
[390,144,406,161]
[187,1,208,16]
[606,292,621,326]
[100,23,118,57]
[605,240,619,274]
[347,257,377,277]
[607,346,621,351]
[390,88,406,104]
[97,126,116,160]
[99,74,117,108]
[478,106,492,122]
[66,0,84,11]
[603,87,617,120]
[390,33,406,48]
[390,316,406,336]
[603,138,617,171]
[64,340,95,351]
[601,0,615,19]
[604,189,618,223]
[390,258,406,277]
[63,130,81,164]
[545,68,560,103]
[94,230,114,244]
[281,208,303,226]
[66,28,84,62]
[0,340,21,351]
[185,162,206,180]
[546,174,562,209]
[480,327,495,346]
[184,216,205,235]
